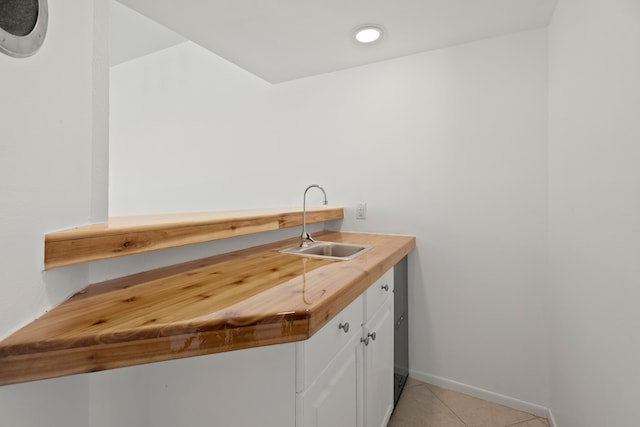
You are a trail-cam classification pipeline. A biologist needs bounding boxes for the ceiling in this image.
[110,0,185,67]
[114,0,558,83]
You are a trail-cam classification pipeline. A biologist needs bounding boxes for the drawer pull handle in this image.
[338,322,350,333]
[361,332,377,346]
[381,284,389,292]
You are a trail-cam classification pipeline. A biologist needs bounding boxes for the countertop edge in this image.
[44,207,345,269]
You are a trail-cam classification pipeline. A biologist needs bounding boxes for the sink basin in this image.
[280,241,373,261]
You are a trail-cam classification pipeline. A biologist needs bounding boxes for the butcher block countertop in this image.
[44,207,344,269]
[0,230,415,386]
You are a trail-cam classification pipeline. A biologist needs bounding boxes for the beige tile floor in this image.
[388,378,550,427]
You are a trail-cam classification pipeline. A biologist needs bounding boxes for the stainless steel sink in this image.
[280,241,373,261]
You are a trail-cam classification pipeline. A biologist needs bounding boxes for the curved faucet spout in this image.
[301,184,328,247]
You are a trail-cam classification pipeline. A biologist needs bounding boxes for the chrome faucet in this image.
[300,184,328,247]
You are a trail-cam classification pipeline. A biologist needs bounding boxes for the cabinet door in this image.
[297,333,362,427]
[296,296,363,392]
[363,298,394,427]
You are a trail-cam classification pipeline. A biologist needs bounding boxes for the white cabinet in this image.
[362,269,395,427]
[296,296,363,393]
[89,342,297,427]
[296,332,361,427]
[296,268,395,427]
[364,269,394,322]
[296,296,363,427]
[363,297,394,427]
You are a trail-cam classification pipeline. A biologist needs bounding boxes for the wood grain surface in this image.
[44,207,344,269]
[1,231,415,386]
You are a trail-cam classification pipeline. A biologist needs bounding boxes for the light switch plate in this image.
[356,202,367,220]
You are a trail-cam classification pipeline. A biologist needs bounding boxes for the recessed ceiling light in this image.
[354,25,384,44]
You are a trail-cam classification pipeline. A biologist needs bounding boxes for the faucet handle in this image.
[300,232,315,247]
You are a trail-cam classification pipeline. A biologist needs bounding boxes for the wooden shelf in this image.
[1,231,416,386]
[44,207,344,269]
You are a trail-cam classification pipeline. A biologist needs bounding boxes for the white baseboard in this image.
[547,409,558,427]
[408,369,552,420]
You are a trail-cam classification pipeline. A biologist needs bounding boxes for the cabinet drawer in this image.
[296,296,363,392]
[364,269,394,322]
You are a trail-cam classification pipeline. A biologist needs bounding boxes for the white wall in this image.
[0,0,109,425]
[548,0,640,426]
[0,0,99,339]
[110,29,549,410]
